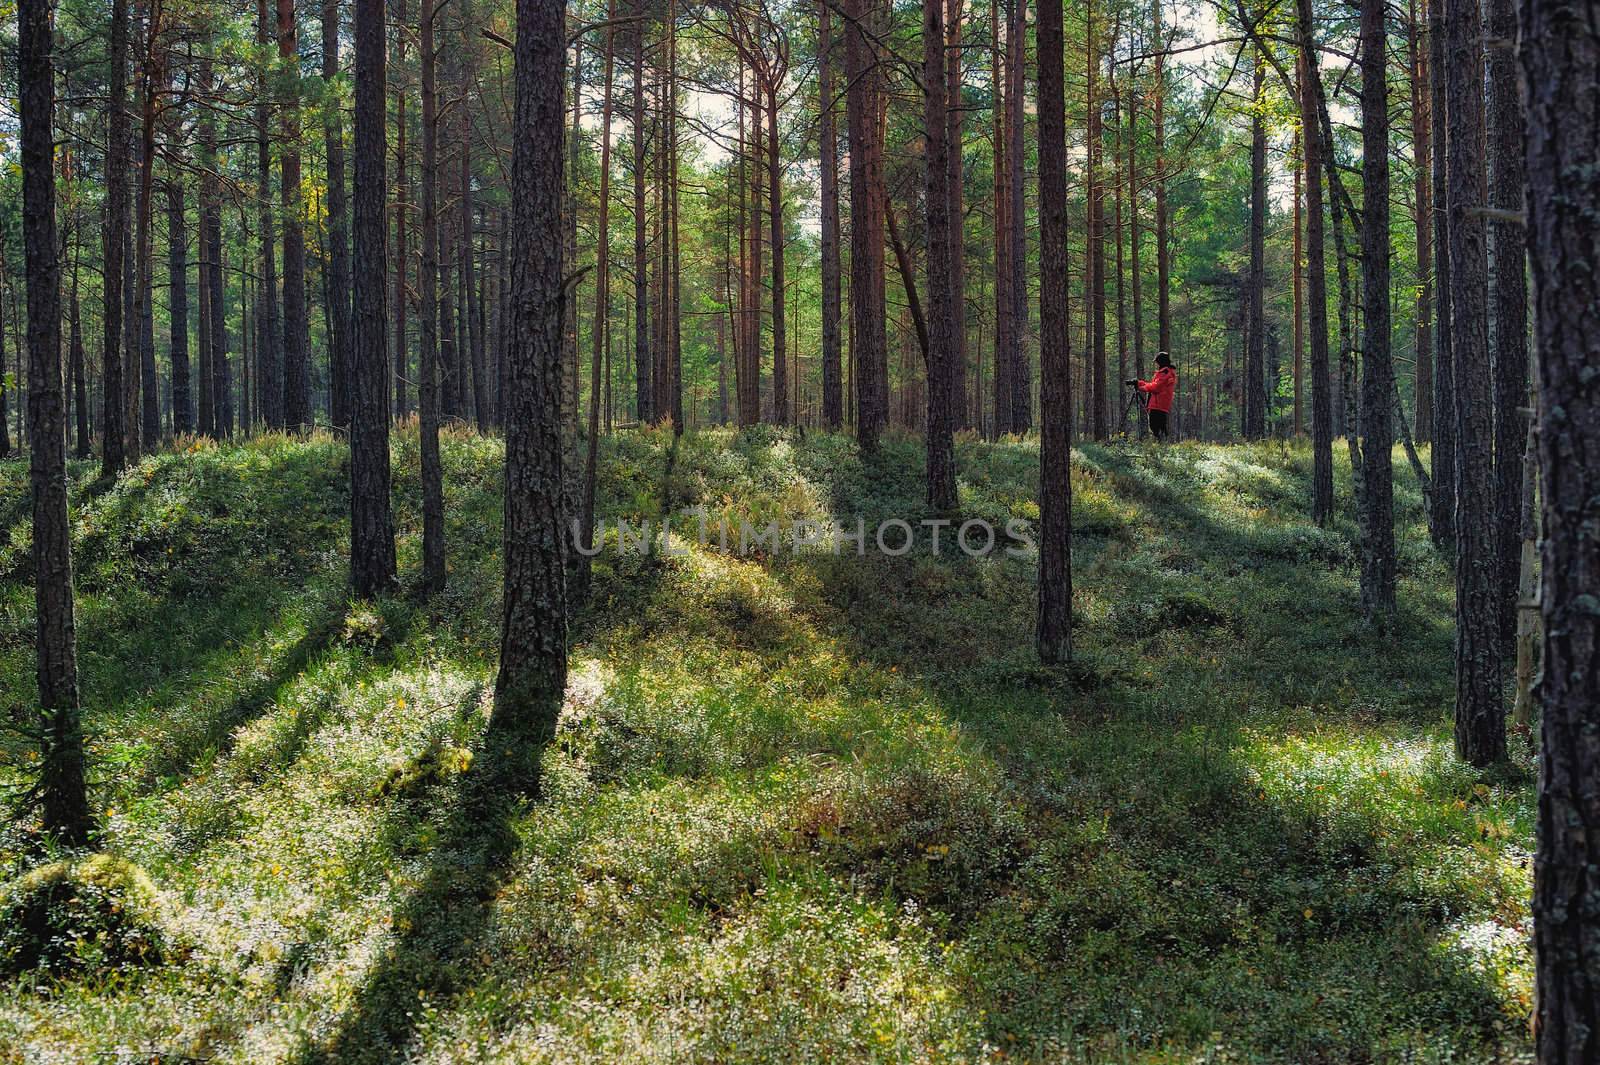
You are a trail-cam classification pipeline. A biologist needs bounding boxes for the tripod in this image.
[1121,383,1148,432]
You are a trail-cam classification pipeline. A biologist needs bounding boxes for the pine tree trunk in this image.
[947,0,968,429]
[580,2,618,594]
[1487,0,1527,650]
[103,0,130,473]
[1036,0,1072,665]
[1406,0,1432,443]
[256,0,281,429]
[1086,2,1106,440]
[324,0,352,431]
[1445,0,1503,766]
[991,0,1013,438]
[1296,1,1334,523]
[1358,0,1396,624]
[819,0,843,429]
[1522,0,1600,1049]
[494,0,569,782]
[394,0,410,420]
[1245,40,1268,439]
[1427,0,1456,546]
[846,0,888,451]
[418,0,446,592]
[279,0,310,429]
[21,0,91,844]
[133,3,160,452]
[351,0,397,597]
[167,173,191,435]
[767,79,786,426]
[633,10,652,425]
[923,0,957,508]
[1153,0,1170,365]
[1006,0,1028,429]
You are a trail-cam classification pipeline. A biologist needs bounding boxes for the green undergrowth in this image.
[0,426,1533,1063]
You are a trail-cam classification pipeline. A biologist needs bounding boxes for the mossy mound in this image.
[0,854,169,979]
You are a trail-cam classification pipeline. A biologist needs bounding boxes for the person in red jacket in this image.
[1128,353,1177,440]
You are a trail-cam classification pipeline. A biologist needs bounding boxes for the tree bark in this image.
[846,0,888,451]
[1086,1,1106,440]
[418,0,446,592]
[351,0,397,596]
[1358,0,1396,624]
[256,0,282,430]
[580,1,619,595]
[1522,0,1600,1052]
[1294,25,1333,525]
[923,0,957,507]
[1006,0,1028,429]
[280,0,310,429]
[1036,0,1071,664]
[1406,0,1433,443]
[1445,0,1503,765]
[1487,0,1527,649]
[820,0,843,429]
[394,0,411,420]
[1427,0,1455,547]
[324,0,352,430]
[633,11,652,424]
[494,0,570,784]
[167,172,191,435]
[947,0,968,429]
[1244,38,1268,439]
[21,0,91,844]
[103,0,131,473]
[767,78,786,426]
[991,0,1013,437]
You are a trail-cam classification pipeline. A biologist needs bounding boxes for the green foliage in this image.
[0,854,171,979]
[0,431,1533,1062]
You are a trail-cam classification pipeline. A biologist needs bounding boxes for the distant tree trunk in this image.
[847,0,888,451]
[1487,0,1527,649]
[324,0,352,431]
[71,265,91,458]
[20,0,91,844]
[1294,27,1333,525]
[1292,128,1303,436]
[1036,0,1071,664]
[463,133,488,432]
[256,0,282,430]
[1244,39,1268,439]
[394,0,411,420]
[279,0,310,429]
[1006,0,1028,429]
[947,0,968,429]
[1523,0,1600,1051]
[1110,57,1127,435]
[197,124,215,438]
[418,0,445,592]
[632,12,652,424]
[0,281,8,459]
[133,2,161,452]
[494,0,569,782]
[1152,0,1170,366]
[667,14,683,430]
[1086,1,1106,440]
[351,0,397,597]
[103,0,131,473]
[1427,0,1455,546]
[1444,0,1502,766]
[1128,53,1144,435]
[1357,0,1396,624]
[767,78,786,427]
[991,0,1013,437]
[580,3,618,596]
[201,72,229,437]
[1406,0,1433,443]
[922,0,957,507]
[167,173,191,435]
[819,0,843,429]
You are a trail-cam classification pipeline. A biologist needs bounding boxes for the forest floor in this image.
[0,427,1536,1064]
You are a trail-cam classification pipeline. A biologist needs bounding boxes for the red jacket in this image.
[1137,366,1177,413]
